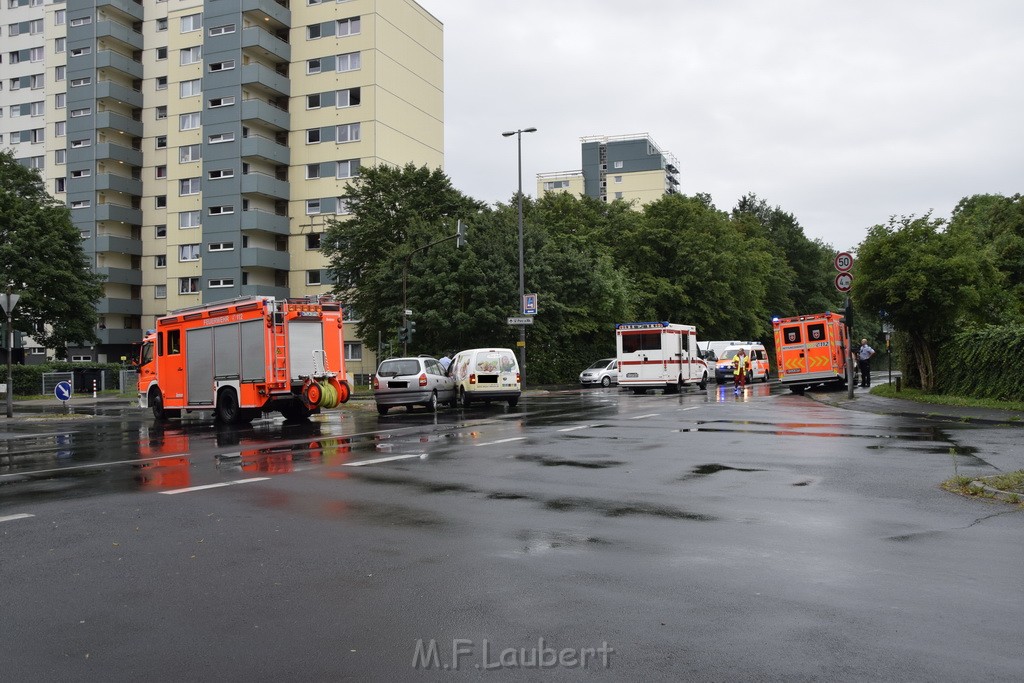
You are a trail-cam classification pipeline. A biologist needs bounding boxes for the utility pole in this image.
[1,290,21,418]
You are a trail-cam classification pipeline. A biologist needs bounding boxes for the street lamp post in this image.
[501,127,537,384]
[1,290,20,418]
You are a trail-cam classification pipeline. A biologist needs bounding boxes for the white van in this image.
[449,348,521,408]
[713,342,770,384]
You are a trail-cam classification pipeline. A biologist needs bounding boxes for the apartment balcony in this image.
[240,284,290,299]
[240,171,289,201]
[95,173,143,196]
[96,327,143,345]
[96,80,143,109]
[241,247,289,271]
[241,133,289,166]
[95,20,144,51]
[240,63,290,99]
[96,0,144,21]
[241,99,289,132]
[242,26,290,63]
[95,233,143,256]
[95,111,144,139]
[95,204,143,225]
[95,266,143,286]
[96,298,143,316]
[240,209,289,236]
[242,0,290,28]
[96,142,143,167]
[96,50,144,80]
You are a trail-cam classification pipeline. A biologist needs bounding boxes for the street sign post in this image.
[507,316,534,326]
[522,294,538,315]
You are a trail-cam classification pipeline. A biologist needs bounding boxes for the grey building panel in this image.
[606,139,663,173]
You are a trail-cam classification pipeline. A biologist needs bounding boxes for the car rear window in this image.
[378,359,420,377]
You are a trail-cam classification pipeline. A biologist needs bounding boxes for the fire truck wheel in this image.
[216,389,242,424]
[150,390,180,421]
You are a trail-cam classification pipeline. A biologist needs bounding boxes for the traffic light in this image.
[843,297,854,331]
[456,220,467,248]
[407,320,416,341]
[398,323,409,344]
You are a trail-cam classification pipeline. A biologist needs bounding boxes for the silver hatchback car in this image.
[579,358,618,387]
[373,356,456,415]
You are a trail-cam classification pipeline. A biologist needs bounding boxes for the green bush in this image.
[936,325,1024,401]
[9,361,132,396]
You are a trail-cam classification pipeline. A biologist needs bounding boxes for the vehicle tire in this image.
[748,370,754,384]
[601,375,611,388]
[280,402,311,421]
[632,388,647,395]
[762,371,769,383]
[428,391,438,413]
[151,389,168,421]
[665,381,679,395]
[507,396,519,408]
[377,404,389,416]
[216,388,242,424]
[699,373,708,390]
[790,386,805,395]
[458,389,471,409]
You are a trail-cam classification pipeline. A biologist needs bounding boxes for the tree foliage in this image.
[0,151,103,354]
[853,213,996,391]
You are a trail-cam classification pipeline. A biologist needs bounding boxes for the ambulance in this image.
[615,321,709,394]
[138,295,350,423]
[772,312,850,394]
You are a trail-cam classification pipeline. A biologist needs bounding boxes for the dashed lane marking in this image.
[342,453,426,467]
[475,437,527,447]
[557,425,597,432]
[0,513,34,523]
[160,477,270,495]
[630,413,660,420]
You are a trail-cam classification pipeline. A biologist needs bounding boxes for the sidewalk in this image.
[807,385,1024,426]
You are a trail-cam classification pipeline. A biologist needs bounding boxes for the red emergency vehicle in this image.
[138,295,350,423]
[772,312,850,394]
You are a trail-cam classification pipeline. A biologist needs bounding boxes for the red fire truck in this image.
[138,295,350,423]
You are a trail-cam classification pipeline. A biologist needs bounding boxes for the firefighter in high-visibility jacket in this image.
[733,348,750,393]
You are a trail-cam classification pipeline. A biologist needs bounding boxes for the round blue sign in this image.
[54,380,73,402]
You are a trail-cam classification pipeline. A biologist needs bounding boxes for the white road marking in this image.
[476,437,527,447]
[630,413,660,420]
[160,477,270,495]
[0,513,34,523]
[679,406,700,411]
[557,425,595,432]
[342,453,426,467]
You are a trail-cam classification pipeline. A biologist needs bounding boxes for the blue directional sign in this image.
[54,380,73,402]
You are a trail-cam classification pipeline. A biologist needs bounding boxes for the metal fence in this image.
[120,369,138,395]
[41,372,74,396]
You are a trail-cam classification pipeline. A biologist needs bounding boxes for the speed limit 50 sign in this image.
[834,251,854,272]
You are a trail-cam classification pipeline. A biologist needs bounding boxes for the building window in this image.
[306,233,322,249]
[208,205,234,215]
[209,60,234,73]
[208,278,233,288]
[55,149,66,164]
[71,200,90,209]
[307,24,322,40]
[155,195,167,208]
[209,24,235,36]
[336,198,351,215]
[180,79,201,98]
[55,66,66,81]
[55,93,65,108]
[155,254,167,268]
[70,138,91,148]
[155,224,167,238]
[70,77,91,87]
[55,9,65,25]
[69,16,92,27]
[336,87,361,107]
[180,13,202,33]
[55,177,66,193]
[336,52,361,72]
[156,17,167,31]
[336,159,360,179]
[208,96,235,108]
[337,17,360,36]
[614,175,622,183]
[208,168,233,180]
[70,46,92,57]
[180,46,201,65]
[156,136,167,149]
[208,241,234,252]
[70,107,92,118]
[344,342,362,361]
[306,164,321,180]
[179,144,201,163]
[613,161,624,169]
[154,284,167,299]
[70,168,91,178]
[179,112,201,130]
[179,244,201,261]
[614,191,623,199]
[306,270,322,286]
[155,165,167,179]
[179,177,201,195]
[156,76,168,90]
[305,200,321,215]
[180,210,201,229]
[307,129,321,144]
[155,106,167,120]
[336,123,360,143]
[179,277,200,294]
[307,93,322,109]
[208,132,234,144]
[307,58,322,75]
[156,47,167,60]
[55,121,66,136]
[55,38,66,53]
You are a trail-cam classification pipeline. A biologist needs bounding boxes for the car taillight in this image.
[469,373,476,385]
[516,372,520,383]
[419,372,428,387]
[372,375,379,389]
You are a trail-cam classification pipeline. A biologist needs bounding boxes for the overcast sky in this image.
[415,0,1023,250]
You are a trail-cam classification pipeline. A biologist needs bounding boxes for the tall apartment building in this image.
[8,0,442,380]
[537,133,680,206]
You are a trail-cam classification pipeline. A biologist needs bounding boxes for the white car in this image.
[373,356,455,415]
[579,358,618,387]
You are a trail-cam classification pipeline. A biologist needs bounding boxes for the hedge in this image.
[936,325,1024,401]
[7,362,133,396]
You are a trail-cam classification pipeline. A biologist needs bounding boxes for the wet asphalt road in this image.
[1,384,1022,681]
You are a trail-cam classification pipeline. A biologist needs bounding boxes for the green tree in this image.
[0,151,103,355]
[854,213,996,391]
[320,163,484,349]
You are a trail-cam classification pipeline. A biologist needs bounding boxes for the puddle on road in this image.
[515,454,623,469]
[679,463,765,480]
[509,530,612,555]
[544,496,715,521]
